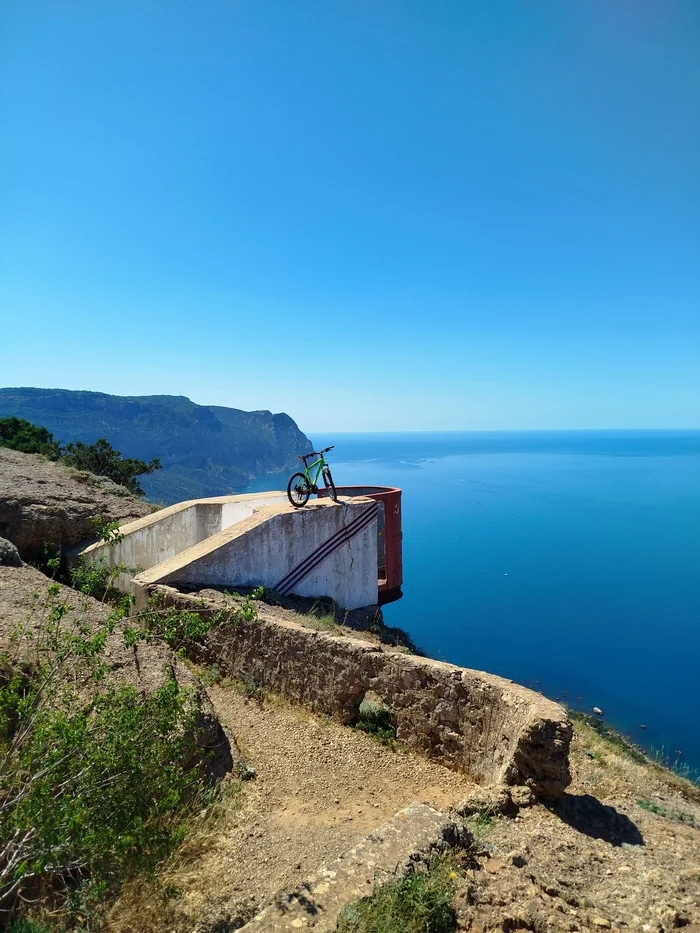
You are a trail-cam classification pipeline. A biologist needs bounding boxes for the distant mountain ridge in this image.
[0,388,313,504]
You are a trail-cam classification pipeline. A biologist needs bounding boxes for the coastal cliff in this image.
[0,387,313,503]
[1,451,699,932]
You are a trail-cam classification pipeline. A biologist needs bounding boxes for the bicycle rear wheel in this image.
[287,472,311,508]
[322,466,338,502]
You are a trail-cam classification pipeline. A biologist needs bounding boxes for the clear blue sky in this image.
[1,1,698,432]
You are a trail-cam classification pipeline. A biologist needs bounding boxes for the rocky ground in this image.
[453,722,700,932]
[0,447,151,556]
[105,677,700,933]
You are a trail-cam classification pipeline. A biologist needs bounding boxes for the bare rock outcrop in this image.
[0,563,234,779]
[0,535,22,566]
[240,804,470,932]
[0,448,151,557]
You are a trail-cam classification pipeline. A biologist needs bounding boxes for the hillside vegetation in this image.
[0,389,313,503]
[0,418,160,496]
[0,562,234,930]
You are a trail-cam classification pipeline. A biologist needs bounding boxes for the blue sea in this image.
[247,431,700,774]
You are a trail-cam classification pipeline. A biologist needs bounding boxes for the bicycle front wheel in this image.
[322,466,338,502]
[287,472,311,508]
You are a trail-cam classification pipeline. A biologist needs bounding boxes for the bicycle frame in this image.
[301,455,326,489]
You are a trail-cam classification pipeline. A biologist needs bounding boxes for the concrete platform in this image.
[81,493,379,610]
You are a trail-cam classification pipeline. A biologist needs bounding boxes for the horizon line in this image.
[305,427,700,435]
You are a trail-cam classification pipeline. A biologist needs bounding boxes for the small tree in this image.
[61,439,161,496]
[0,418,61,459]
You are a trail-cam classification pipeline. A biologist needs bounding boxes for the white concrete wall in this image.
[80,492,287,583]
[137,499,378,609]
[86,503,203,578]
[220,493,287,530]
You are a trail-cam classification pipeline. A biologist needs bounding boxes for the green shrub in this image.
[126,604,216,652]
[0,589,206,921]
[236,672,263,701]
[337,855,458,933]
[27,542,62,579]
[124,593,258,655]
[3,679,201,881]
[61,438,161,496]
[69,556,133,615]
[355,699,397,746]
[0,418,61,459]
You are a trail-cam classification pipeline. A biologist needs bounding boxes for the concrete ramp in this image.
[78,492,287,581]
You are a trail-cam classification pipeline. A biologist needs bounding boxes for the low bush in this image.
[0,418,61,459]
[123,590,258,658]
[337,854,459,933]
[6,919,53,933]
[637,799,697,828]
[0,586,207,926]
[355,699,396,746]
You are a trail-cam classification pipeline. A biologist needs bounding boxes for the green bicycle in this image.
[287,446,337,507]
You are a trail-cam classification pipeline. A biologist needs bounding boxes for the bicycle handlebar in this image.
[298,446,334,461]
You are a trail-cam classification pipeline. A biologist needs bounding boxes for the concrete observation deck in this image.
[81,488,400,610]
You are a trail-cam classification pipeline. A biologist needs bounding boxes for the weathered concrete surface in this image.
[0,447,150,557]
[79,492,287,588]
[134,498,379,611]
[240,804,470,932]
[150,586,572,797]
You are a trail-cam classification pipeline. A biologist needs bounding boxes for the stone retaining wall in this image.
[149,585,572,797]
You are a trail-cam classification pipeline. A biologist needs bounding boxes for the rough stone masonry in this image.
[148,585,572,798]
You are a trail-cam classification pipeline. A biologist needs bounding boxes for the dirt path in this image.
[110,683,476,932]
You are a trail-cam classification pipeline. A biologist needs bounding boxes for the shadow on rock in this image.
[550,793,644,847]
